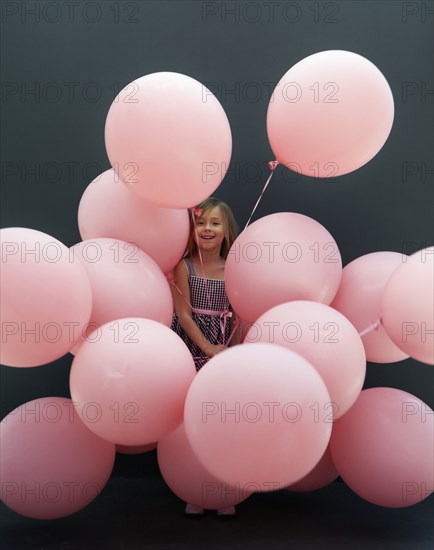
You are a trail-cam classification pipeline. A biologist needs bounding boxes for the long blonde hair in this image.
[186,197,238,260]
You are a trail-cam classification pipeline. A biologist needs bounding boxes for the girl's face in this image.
[194,206,226,255]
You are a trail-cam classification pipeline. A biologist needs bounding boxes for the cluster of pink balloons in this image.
[1,72,232,518]
[1,51,433,520]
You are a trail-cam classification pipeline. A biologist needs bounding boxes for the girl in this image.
[171,196,238,371]
[170,197,239,517]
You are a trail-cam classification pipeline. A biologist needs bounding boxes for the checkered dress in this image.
[171,257,231,371]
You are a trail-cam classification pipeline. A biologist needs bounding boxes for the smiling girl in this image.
[170,197,238,371]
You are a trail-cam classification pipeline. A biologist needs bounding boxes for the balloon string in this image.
[244,161,279,230]
[358,318,382,337]
[170,279,195,311]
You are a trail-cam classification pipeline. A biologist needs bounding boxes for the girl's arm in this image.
[171,261,225,357]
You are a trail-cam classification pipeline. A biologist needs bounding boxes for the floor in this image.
[1,452,433,550]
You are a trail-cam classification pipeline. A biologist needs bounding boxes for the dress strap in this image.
[183,257,197,277]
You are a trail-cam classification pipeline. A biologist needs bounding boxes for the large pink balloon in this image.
[331,251,409,363]
[70,238,173,334]
[225,213,342,322]
[0,397,115,519]
[286,444,338,492]
[105,72,232,208]
[116,442,157,455]
[158,424,250,509]
[184,343,332,490]
[70,318,196,445]
[382,247,434,365]
[245,301,366,418]
[78,169,189,273]
[330,388,434,508]
[0,228,92,367]
[267,50,394,177]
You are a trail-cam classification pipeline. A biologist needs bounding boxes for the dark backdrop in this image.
[1,1,433,462]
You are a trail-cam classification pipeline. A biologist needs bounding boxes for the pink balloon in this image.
[70,318,196,445]
[331,251,409,363]
[245,301,366,418]
[0,397,115,519]
[267,50,394,177]
[234,317,252,343]
[105,72,232,208]
[225,213,342,322]
[286,444,338,492]
[70,238,173,338]
[330,388,434,508]
[382,247,434,365]
[78,169,189,273]
[158,424,250,509]
[184,343,332,490]
[0,228,92,367]
[116,442,157,455]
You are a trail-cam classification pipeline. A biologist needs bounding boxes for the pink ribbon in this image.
[191,307,233,346]
[169,280,236,346]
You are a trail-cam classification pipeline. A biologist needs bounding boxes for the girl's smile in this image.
[194,207,225,252]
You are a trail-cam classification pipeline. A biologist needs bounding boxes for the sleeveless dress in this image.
[171,257,231,371]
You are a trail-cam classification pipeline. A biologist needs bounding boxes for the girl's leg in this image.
[185,503,205,515]
[217,506,236,516]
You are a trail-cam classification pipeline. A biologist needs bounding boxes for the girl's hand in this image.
[204,343,227,357]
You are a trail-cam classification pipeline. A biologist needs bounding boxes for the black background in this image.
[1,1,433,447]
